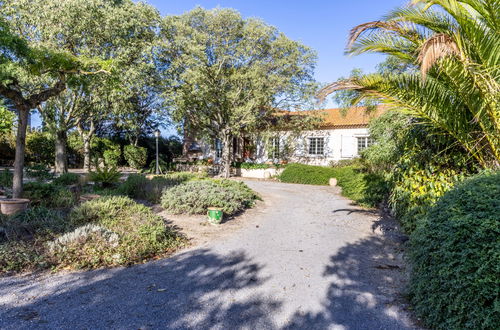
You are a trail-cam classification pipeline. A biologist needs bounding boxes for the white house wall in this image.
[255,127,370,166]
[194,127,371,167]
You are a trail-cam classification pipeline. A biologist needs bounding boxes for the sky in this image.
[33,0,409,133]
[146,0,407,86]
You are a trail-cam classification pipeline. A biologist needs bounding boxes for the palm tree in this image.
[320,0,499,168]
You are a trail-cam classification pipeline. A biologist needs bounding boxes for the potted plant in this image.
[207,207,223,225]
[0,198,30,215]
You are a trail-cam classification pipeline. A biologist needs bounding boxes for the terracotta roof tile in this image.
[279,105,386,129]
[317,106,386,128]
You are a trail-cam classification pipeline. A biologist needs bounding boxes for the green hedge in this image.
[279,163,337,185]
[279,163,387,207]
[408,172,500,330]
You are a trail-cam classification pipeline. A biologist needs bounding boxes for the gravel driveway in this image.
[0,180,418,329]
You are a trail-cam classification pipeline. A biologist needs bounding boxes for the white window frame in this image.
[356,136,374,153]
[308,137,325,156]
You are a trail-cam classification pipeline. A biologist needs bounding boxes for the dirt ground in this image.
[155,197,268,248]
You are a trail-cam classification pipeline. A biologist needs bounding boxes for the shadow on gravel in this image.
[0,249,280,329]
[332,208,379,215]
[285,235,416,330]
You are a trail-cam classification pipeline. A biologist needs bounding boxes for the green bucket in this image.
[207,207,223,224]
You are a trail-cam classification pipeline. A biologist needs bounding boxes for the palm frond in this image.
[347,21,406,49]
[418,33,460,76]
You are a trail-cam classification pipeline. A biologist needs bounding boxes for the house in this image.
[182,106,385,167]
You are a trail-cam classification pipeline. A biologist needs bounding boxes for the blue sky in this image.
[146,0,407,85]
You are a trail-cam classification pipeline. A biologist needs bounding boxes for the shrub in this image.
[53,173,80,186]
[124,145,147,170]
[0,241,47,273]
[408,172,500,330]
[389,167,466,233]
[0,168,12,188]
[89,166,121,188]
[25,164,53,181]
[236,162,271,169]
[103,145,121,167]
[25,131,54,165]
[279,163,387,207]
[147,159,175,174]
[48,224,119,252]
[0,207,67,241]
[49,196,184,269]
[161,179,259,215]
[333,166,388,207]
[116,172,200,203]
[23,182,76,208]
[279,163,337,185]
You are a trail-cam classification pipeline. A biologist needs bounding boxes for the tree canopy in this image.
[158,7,317,176]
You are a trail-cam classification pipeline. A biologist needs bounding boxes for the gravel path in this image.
[0,180,418,329]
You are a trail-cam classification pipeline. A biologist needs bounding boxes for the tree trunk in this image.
[83,138,91,172]
[54,130,68,174]
[12,107,29,198]
[221,134,232,178]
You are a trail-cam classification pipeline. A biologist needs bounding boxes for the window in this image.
[270,137,280,160]
[215,139,223,158]
[308,137,324,155]
[357,136,374,153]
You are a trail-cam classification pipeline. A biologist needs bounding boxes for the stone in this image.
[329,178,338,186]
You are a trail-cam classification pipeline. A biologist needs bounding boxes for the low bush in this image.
[0,168,12,188]
[279,163,387,207]
[23,182,76,208]
[25,164,53,181]
[389,167,466,233]
[0,208,67,273]
[0,207,67,241]
[0,240,48,273]
[52,173,80,186]
[333,166,388,207]
[116,172,201,203]
[48,196,184,269]
[147,159,176,174]
[161,179,259,215]
[124,145,147,170]
[279,163,337,185]
[89,166,121,188]
[408,172,500,330]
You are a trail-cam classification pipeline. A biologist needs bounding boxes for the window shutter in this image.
[341,135,356,158]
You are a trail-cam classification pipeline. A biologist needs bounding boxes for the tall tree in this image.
[19,0,161,173]
[0,11,102,196]
[320,0,500,169]
[159,8,317,177]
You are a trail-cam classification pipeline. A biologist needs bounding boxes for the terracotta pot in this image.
[0,198,30,215]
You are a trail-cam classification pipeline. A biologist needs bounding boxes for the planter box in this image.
[238,168,284,179]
